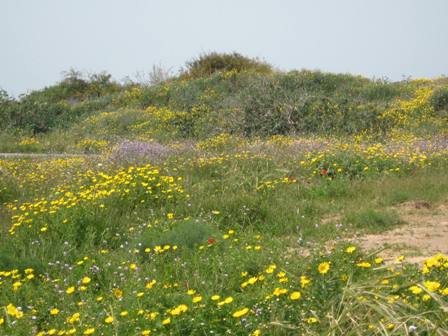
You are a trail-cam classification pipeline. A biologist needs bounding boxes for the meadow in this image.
[1,53,448,335]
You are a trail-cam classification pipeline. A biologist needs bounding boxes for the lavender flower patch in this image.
[108,140,174,166]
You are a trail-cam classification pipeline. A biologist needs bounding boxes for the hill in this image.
[1,53,447,153]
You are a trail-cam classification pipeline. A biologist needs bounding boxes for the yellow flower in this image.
[423,280,441,292]
[142,331,151,335]
[409,285,422,295]
[113,288,123,299]
[211,295,220,301]
[273,288,288,296]
[421,265,430,274]
[318,262,330,274]
[192,295,202,303]
[232,307,249,318]
[251,330,261,336]
[290,291,301,300]
[356,262,371,268]
[104,316,114,324]
[0,318,4,325]
[81,276,91,285]
[276,271,286,278]
[307,317,318,324]
[147,312,159,320]
[170,304,188,316]
[83,328,95,335]
[162,318,171,325]
[300,275,311,288]
[146,280,156,289]
[50,308,59,315]
[12,281,22,291]
[374,258,384,264]
[6,304,23,318]
[218,296,234,306]
[422,294,431,301]
[67,312,80,324]
[66,286,75,294]
[224,296,234,303]
[345,246,356,253]
[119,311,129,317]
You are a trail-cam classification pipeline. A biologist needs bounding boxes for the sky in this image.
[1,0,447,96]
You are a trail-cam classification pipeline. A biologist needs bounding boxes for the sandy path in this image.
[353,201,448,263]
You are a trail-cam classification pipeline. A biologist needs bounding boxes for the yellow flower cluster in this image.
[379,87,434,127]
[76,139,109,153]
[6,164,184,235]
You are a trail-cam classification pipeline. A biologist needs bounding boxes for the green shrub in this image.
[360,79,407,101]
[430,87,448,114]
[239,72,386,136]
[0,71,120,133]
[181,52,272,79]
[139,219,219,249]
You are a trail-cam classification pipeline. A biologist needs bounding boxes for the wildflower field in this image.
[1,53,448,335]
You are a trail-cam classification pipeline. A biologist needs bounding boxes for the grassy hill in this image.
[1,52,447,153]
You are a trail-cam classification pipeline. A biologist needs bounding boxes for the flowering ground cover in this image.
[1,134,448,335]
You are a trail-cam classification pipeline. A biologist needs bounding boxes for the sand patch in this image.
[353,201,448,263]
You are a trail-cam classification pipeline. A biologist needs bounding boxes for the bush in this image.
[182,52,272,79]
[0,71,121,133]
[138,219,219,249]
[430,87,448,113]
[240,73,385,136]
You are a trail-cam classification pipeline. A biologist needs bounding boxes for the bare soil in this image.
[353,201,448,264]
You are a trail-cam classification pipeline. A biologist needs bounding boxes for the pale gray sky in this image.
[1,0,447,96]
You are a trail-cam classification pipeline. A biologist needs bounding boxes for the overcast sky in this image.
[1,0,447,96]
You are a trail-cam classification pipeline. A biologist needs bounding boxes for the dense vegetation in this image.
[1,52,446,153]
[0,53,447,335]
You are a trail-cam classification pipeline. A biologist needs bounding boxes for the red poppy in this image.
[320,169,328,175]
[207,237,216,244]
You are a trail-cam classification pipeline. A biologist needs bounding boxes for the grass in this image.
[0,144,447,335]
[344,209,402,233]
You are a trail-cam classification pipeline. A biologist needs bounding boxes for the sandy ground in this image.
[353,201,448,264]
